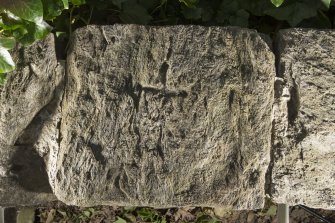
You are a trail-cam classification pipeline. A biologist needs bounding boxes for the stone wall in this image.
[271,29,335,209]
[0,25,333,210]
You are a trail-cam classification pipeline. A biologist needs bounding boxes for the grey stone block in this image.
[272,29,335,209]
[0,34,63,205]
[0,146,56,206]
[3,25,334,210]
[54,25,275,209]
[0,34,63,146]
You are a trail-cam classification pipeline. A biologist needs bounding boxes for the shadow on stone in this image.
[9,146,53,193]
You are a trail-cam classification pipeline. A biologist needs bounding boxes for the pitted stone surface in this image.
[0,25,334,209]
[0,146,56,206]
[272,29,335,209]
[55,25,275,209]
[0,34,63,146]
[0,34,62,205]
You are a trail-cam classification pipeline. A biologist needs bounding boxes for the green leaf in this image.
[181,5,202,20]
[216,0,239,23]
[83,210,92,217]
[14,20,51,45]
[321,0,331,8]
[264,0,320,26]
[200,6,214,22]
[179,0,197,8]
[0,73,7,85]
[69,0,86,6]
[42,0,66,20]
[112,0,128,9]
[62,0,69,9]
[137,208,157,221]
[123,206,136,212]
[216,0,249,26]
[0,11,26,31]
[55,31,67,38]
[266,205,277,216]
[32,20,52,39]
[123,213,137,222]
[114,216,127,223]
[239,0,274,16]
[138,0,158,10]
[0,0,43,22]
[57,210,67,217]
[299,10,332,28]
[119,1,152,24]
[229,9,249,27]
[0,47,15,74]
[0,37,16,50]
[196,213,217,223]
[271,0,284,7]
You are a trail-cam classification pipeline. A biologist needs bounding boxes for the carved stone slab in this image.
[55,25,275,209]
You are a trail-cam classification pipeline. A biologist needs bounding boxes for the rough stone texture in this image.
[16,73,64,190]
[271,29,335,209]
[0,34,63,146]
[0,34,63,205]
[0,146,56,206]
[2,25,333,209]
[55,25,274,209]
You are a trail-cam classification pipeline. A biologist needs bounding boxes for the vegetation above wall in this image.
[0,0,334,82]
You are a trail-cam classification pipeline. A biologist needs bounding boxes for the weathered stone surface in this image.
[55,25,274,209]
[0,34,63,205]
[0,34,63,146]
[272,29,335,208]
[0,146,56,206]
[16,74,64,190]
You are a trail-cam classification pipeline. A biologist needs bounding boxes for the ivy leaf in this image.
[112,0,128,9]
[0,47,15,74]
[114,216,127,223]
[1,11,51,46]
[16,20,51,45]
[0,37,16,50]
[0,0,43,22]
[271,0,284,7]
[216,0,239,23]
[266,205,277,216]
[239,0,274,16]
[42,0,67,20]
[321,0,331,8]
[138,0,158,10]
[62,0,69,9]
[264,0,320,26]
[299,10,331,28]
[33,20,52,39]
[179,0,197,8]
[229,9,249,27]
[0,73,7,84]
[69,0,86,6]
[181,5,202,20]
[119,2,152,24]
[201,6,214,22]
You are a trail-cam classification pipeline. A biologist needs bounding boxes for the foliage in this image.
[38,207,97,222]
[0,0,334,81]
[38,205,224,222]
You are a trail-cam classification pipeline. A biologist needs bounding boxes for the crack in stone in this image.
[159,62,169,87]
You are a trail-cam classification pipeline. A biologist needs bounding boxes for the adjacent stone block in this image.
[272,29,335,209]
[0,34,63,205]
[0,34,63,146]
[55,25,275,209]
[0,146,56,206]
